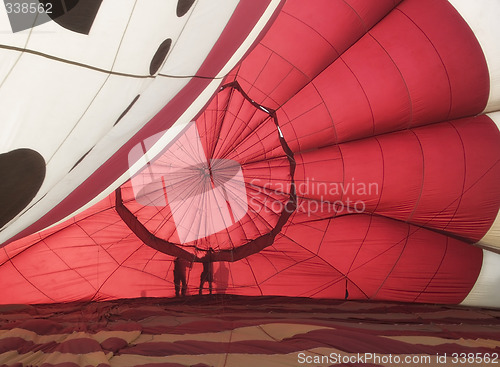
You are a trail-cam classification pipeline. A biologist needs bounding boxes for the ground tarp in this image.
[1,296,499,367]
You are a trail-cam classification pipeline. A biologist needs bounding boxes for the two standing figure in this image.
[173,249,214,296]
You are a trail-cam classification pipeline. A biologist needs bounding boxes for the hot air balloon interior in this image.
[0,0,499,365]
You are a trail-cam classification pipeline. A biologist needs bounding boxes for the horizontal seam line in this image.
[0,43,152,78]
[0,44,220,80]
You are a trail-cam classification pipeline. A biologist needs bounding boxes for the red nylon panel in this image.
[347,0,403,28]
[336,138,384,209]
[375,232,482,304]
[294,146,344,202]
[0,0,496,307]
[374,131,423,219]
[237,0,401,108]
[451,116,500,240]
[313,61,375,142]
[0,210,486,304]
[397,0,490,118]
[261,11,340,79]
[277,84,338,153]
[408,123,465,229]
[271,0,490,149]
[290,116,500,241]
[340,34,411,135]
[369,8,452,127]
[414,237,482,303]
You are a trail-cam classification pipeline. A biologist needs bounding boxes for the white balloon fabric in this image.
[0,0,284,245]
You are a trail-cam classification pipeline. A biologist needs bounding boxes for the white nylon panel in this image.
[0,53,107,157]
[112,1,189,76]
[160,0,239,76]
[0,2,231,241]
[448,0,500,113]
[461,249,500,308]
[0,0,285,244]
[45,75,165,182]
[39,0,286,230]
[0,7,30,47]
[0,50,22,86]
[15,1,135,72]
[479,213,500,252]
[0,74,190,241]
[18,78,223,237]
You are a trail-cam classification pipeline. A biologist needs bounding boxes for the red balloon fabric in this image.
[1,0,500,308]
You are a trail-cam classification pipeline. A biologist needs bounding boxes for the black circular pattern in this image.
[176,0,195,17]
[0,149,46,230]
[149,38,172,75]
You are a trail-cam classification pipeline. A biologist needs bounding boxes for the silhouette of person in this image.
[173,257,190,297]
[199,249,214,295]
[214,261,229,294]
